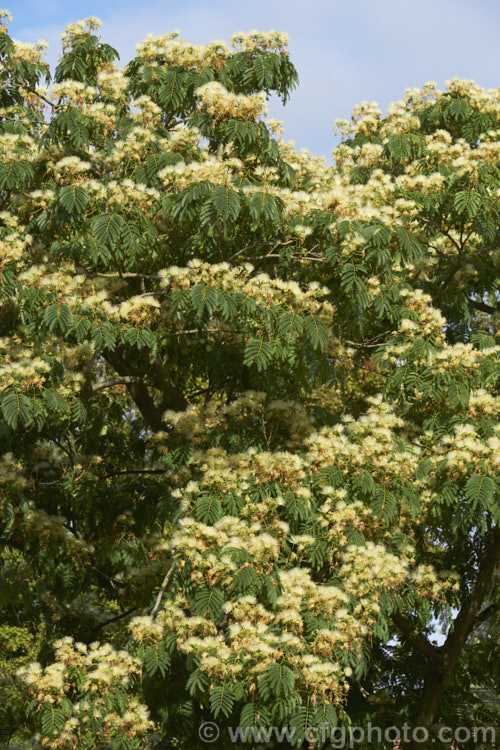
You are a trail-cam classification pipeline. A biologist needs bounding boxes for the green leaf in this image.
[312,703,338,731]
[194,585,224,620]
[396,226,423,259]
[243,337,274,371]
[253,56,269,87]
[92,213,134,249]
[212,185,240,222]
[158,69,187,110]
[144,644,170,677]
[209,684,234,718]
[43,388,70,417]
[232,565,258,593]
[373,486,398,524]
[71,398,87,423]
[249,192,281,225]
[186,668,209,697]
[59,185,89,214]
[388,133,413,160]
[262,573,281,609]
[289,703,314,746]
[43,302,73,334]
[448,97,472,121]
[454,189,481,218]
[266,662,295,697]
[41,704,66,735]
[1,389,32,429]
[195,493,222,524]
[0,161,33,190]
[218,290,238,321]
[278,311,304,338]
[363,221,391,249]
[190,284,219,318]
[72,316,92,341]
[415,458,432,481]
[465,474,495,509]
[304,315,329,351]
[240,701,271,729]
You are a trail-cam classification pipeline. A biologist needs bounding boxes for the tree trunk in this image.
[404,528,500,749]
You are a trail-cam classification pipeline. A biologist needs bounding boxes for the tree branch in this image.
[471,602,499,631]
[391,611,440,662]
[103,347,186,430]
[227,239,295,263]
[227,241,274,262]
[82,347,102,373]
[78,267,164,280]
[92,376,153,393]
[416,216,462,253]
[9,73,56,108]
[89,607,137,641]
[151,565,174,617]
[98,468,167,481]
[150,357,188,411]
[468,298,497,315]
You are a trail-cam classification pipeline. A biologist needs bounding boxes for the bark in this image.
[468,298,497,315]
[103,347,187,431]
[391,611,439,662]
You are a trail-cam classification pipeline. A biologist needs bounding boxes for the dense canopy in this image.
[0,11,499,749]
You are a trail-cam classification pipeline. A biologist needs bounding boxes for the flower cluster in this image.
[196,81,268,121]
[18,638,153,749]
[159,154,243,189]
[60,16,101,49]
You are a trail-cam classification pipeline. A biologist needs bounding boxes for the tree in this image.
[0,10,499,748]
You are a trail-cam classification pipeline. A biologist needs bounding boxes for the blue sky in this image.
[8,0,500,160]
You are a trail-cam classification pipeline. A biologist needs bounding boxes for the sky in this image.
[8,0,500,160]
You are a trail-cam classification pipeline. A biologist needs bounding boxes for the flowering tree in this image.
[1,10,499,749]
